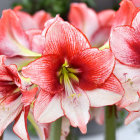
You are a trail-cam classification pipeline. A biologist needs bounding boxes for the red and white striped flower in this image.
[22,17,123,133]
[110,1,140,123]
[0,56,37,139]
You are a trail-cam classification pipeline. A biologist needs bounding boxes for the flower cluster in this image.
[0,0,140,139]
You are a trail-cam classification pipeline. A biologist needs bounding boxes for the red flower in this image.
[22,17,123,133]
[110,5,140,123]
[0,55,37,139]
[0,9,45,68]
[68,3,115,47]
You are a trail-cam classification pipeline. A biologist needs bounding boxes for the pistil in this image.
[58,60,80,98]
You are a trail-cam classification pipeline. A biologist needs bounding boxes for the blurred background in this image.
[0,0,121,18]
[1,0,140,140]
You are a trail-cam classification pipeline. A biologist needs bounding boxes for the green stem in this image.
[105,105,116,140]
[28,112,42,137]
[50,118,62,140]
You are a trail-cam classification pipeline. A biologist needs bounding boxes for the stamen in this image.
[67,68,81,73]
[58,59,80,95]
[68,73,79,83]
[63,72,80,99]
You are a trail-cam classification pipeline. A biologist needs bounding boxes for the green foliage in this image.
[12,0,96,20]
[12,0,71,19]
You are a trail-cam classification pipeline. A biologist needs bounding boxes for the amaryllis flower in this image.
[22,17,123,133]
[0,55,37,139]
[0,9,45,68]
[113,0,139,27]
[14,6,52,30]
[68,3,115,47]
[110,8,140,118]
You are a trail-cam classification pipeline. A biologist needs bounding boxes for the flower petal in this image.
[13,107,30,140]
[68,3,99,40]
[91,10,115,47]
[87,74,123,107]
[125,99,140,112]
[114,61,140,83]
[118,82,139,108]
[0,84,17,99]
[70,48,115,90]
[22,55,63,93]
[0,94,23,136]
[21,87,38,106]
[0,9,31,57]
[0,61,21,86]
[61,88,90,134]
[98,10,115,27]
[43,17,91,59]
[131,0,140,7]
[113,0,137,27]
[26,29,45,54]
[33,10,52,29]
[91,27,111,48]
[110,26,140,67]
[114,61,140,108]
[15,10,38,30]
[132,11,140,32]
[34,90,64,123]
[125,111,140,125]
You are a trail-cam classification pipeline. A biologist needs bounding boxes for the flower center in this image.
[58,59,79,85]
[58,60,81,98]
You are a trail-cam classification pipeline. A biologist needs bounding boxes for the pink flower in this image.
[0,55,37,139]
[110,4,140,123]
[68,3,115,47]
[0,9,45,68]
[22,17,123,133]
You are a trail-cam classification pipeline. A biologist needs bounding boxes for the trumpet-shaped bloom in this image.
[0,9,45,68]
[22,17,123,133]
[0,55,38,139]
[68,3,115,47]
[110,8,140,122]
